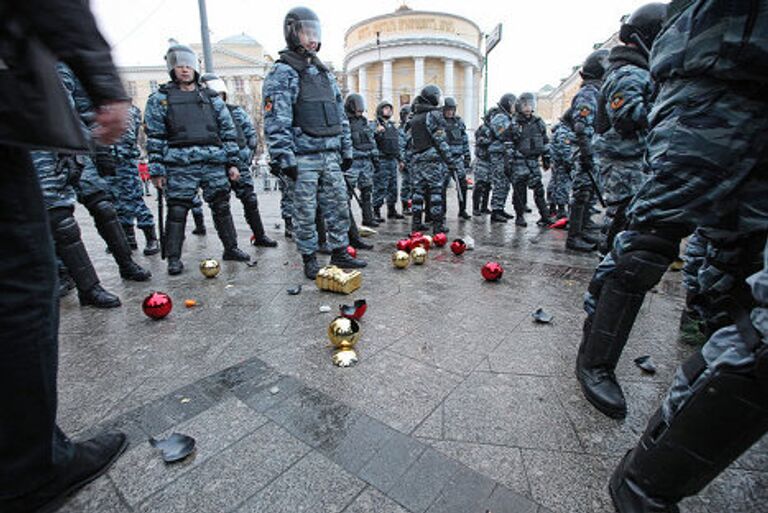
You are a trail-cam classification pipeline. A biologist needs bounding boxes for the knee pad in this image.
[86,198,117,221]
[210,198,231,217]
[167,198,194,210]
[167,204,188,223]
[241,192,259,211]
[50,212,82,246]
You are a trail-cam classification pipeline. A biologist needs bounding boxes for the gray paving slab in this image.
[342,487,411,513]
[233,451,365,513]
[358,430,427,493]
[136,422,310,513]
[386,447,462,513]
[57,476,131,513]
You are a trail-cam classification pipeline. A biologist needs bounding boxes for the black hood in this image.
[608,44,649,72]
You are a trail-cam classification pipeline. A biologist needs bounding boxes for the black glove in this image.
[282,166,298,181]
[269,162,282,177]
[341,157,353,171]
[464,156,472,169]
[541,155,551,170]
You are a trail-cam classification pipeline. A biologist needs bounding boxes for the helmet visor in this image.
[519,96,536,112]
[296,19,321,48]
[205,78,228,96]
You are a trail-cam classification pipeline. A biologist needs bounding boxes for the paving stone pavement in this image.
[54,184,767,513]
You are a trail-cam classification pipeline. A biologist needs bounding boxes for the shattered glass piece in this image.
[149,433,196,463]
[634,355,657,374]
[532,308,554,324]
[287,285,302,295]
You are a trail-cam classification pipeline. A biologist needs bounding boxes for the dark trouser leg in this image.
[210,193,249,261]
[567,190,597,252]
[458,181,470,219]
[360,186,377,227]
[316,209,330,254]
[577,232,678,418]
[0,146,69,498]
[165,201,188,275]
[532,181,550,224]
[472,181,483,215]
[82,193,150,281]
[239,186,277,247]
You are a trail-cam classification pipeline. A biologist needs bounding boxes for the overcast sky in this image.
[91,0,652,102]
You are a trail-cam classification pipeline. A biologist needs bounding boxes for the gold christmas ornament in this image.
[410,246,427,265]
[327,316,361,367]
[199,258,221,278]
[392,250,411,269]
[315,265,362,294]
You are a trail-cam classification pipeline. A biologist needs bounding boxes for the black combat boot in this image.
[556,204,568,219]
[481,186,492,214]
[121,224,138,250]
[491,210,508,223]
[373,206,385,223]
[191,209,206,235]
[86,197,151,281]
[49,209,122,309]
[302,253,320,279]
[502,210,515,219]
[512,182,528,226]
[361,188,379,227]
[212,199,250,262]
[533,185,552,226]
[566,201,597,252]
[472,183,483,216]
[243,194,277,247]
[316,211,332,254]
[165,204,187,275]
[458,182,471,219]
[141,225,160,256]
[411,210,428,232]
[330,246,367,269]
[283,217,294,239]
[349,215,373,250]
[388,204,405,219]
[58,263,76,298]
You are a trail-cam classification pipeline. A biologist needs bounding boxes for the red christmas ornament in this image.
[432,232,448,247]
[346,245,357,258]
[142,291,173,319]
[396,238,412,252]
[409,231,423,240]
[340,299,367,320]
[412,236,431,251]
[450,239,467,256]
[481,261,504,281]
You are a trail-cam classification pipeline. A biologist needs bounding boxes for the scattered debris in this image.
[319,305,332,313]
[184,299,197,308]
[532,308,554,324]
[269,386,280,395]
[464,235,475,250]
[149,433,196,463]
[245,260,258,267]
[340,299,367,320]
[287,285,302,295]
[634,355,657,374]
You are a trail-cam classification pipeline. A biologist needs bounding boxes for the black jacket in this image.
[0,0,126,151]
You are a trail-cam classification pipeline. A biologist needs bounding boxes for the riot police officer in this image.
[472,111,494,216]
[373,100,404,221]
[344,93,379,227]
[548,109,576,220]
[262,7,366,279]
[488,93,518,223]
[442,97,472,220]
[200,73,277,248]
[145,44,250,275]
[398,104,413,215]
[510,92,551,226]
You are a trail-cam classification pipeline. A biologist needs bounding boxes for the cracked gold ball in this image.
[327,316,361,349]
[392,250,410,269]
[199,258,221,278]
[332,348,359,367]
[410,246,427,265]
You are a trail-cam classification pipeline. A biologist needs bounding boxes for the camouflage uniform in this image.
[443,115,471,217]
[547,121,575,214]
[584,4,768,509]
[409,102,451,232]
[399,123,412,209]
[373,111,401,215]
[510,112,551,223]
[593,44,654,254]
[346,113,378,226]
[145,79,247,271]
[487,107,518,214]
[262,51,352,257]
[471,119,493,215]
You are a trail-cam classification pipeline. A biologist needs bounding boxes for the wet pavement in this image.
[56,185,767,513]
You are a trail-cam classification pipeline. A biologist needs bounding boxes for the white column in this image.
[443,58,454,98]
[463,63,475,128]
[345,71,353,95]
[413,57,425,96]
[382,59,393,102]
[358,65,367,96]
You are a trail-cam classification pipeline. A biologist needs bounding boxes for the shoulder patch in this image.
[264,96,273,112]
[579,107,591,117]
[610,93,625,110]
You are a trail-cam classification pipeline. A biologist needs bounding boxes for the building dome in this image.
[343,8,483,128]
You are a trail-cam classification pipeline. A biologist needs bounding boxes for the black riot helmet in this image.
[399,104,411,124]
[345,93,366,115]
[515,92,536,115]
[376,100,393,119]
[284,7,322,54]
[619,3,669,56]
[419,84,442,107]
[165,44,199,81]
[580,49,609,80]
[498,93,517,115]
[443,96,457,117]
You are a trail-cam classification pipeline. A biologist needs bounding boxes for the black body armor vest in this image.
[516,117,545,157]
[278,51,342,138]
[165,85,222,147]
[377,121,400,156]
[410,112,434,153]
[349,117,374,151]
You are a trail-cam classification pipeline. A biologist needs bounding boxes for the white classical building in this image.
[343,6,483,129]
